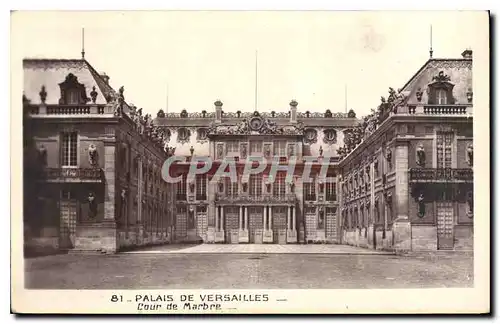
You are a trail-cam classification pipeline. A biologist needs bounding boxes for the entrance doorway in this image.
[437,201,454,250]
[59,190,77,249]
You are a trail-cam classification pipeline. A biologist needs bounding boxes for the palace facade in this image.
[22,48,473,253]
[23,59,176,254]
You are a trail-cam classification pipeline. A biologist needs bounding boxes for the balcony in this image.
[28,105,108,116]
[406,104,471,116]
[215,193,297,205]
[41,168,103,183]
[409,168,473,183]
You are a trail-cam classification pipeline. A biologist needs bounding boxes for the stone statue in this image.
[88,144,98,167]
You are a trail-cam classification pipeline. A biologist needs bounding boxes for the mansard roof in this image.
[400,55,472,106]
[23,58,117,106]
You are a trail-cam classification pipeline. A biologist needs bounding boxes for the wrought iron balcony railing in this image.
[41,167,103,182]
[215,193,297,205]
[409,168,473,182]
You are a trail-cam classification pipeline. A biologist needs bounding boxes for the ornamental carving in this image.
[304,128,317,144]
[287,144,295,157]
[416,143,426,167]
[39,85,47,104]
[176,127,191,144]
[264,144,271,158]
[88,144,98,167]
[38,145,47,167]
[432,71,451,83]
[90,86,98,103]
[323,129,337,145]
[207,117,304,136]
[466,191,473,217]
[196,128,208,143]
[240,143,248,159]
[466,143,473,166]
[216,143,224,160]
[417,192,425,218]
[58,73,89,105]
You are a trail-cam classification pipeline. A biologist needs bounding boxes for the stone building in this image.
[337,49,474,251]
[23,58,175,254]
[154,102,358,244]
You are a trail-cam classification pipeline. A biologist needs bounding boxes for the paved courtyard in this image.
[24,244,473,289]
[122,243,393,255]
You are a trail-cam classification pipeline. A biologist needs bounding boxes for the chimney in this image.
[101,72,110,85]
[289,100,298,124]
[461,49,473,59]
[214,100,223,123]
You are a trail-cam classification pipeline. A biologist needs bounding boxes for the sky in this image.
[12,11,485,117]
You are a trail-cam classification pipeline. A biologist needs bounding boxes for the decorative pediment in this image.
[58,73,89,105]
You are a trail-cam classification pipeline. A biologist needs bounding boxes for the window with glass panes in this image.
[436,132,453,168]
[326,181,337,201]
[273,140,287,156]
[249,174,262,197]
[250,141,262,154]
[437,89,448,105]
[273,173,286,198]
[226,141,239,154]
[176,175,187,200]
[304,177,316,201]
[61,132,78,167]
[225,177,238,197]
[196,174,207,200]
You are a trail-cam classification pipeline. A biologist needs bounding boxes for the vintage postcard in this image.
[10,10,490,314]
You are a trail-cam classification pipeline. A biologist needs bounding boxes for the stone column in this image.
[292,207,296,231]
[221,206,225,230]
[263,206,267,230]
[393,140,411,251]
[101,140,118,253]
[239,206,243,230]
[288,206,292,230]
[245,206,248,230]
[395,141,409,220]
[269,206,273,229]
[215,206,219,231]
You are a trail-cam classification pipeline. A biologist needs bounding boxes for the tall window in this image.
[273,141,286,156]
[196,174,207,200]
[326,181,337,202]
[437,89,448,105]
[176,175,187,201]
[225,177,238,198]
[436,132,453,169]
[226,141,239,154]
[61,132,78,167]
[273,173,286,198]
[249,174,262,197]
[250,141,262,154]
[304,177,316,201]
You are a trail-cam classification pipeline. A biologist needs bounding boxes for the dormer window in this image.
[59,73,88,105]
[427,71,454,105]
[436,89,448,105]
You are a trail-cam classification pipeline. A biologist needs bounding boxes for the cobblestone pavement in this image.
[122,244,393,255]
[24,246,473,289]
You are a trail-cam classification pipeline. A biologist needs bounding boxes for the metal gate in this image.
[437,201,454,249]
